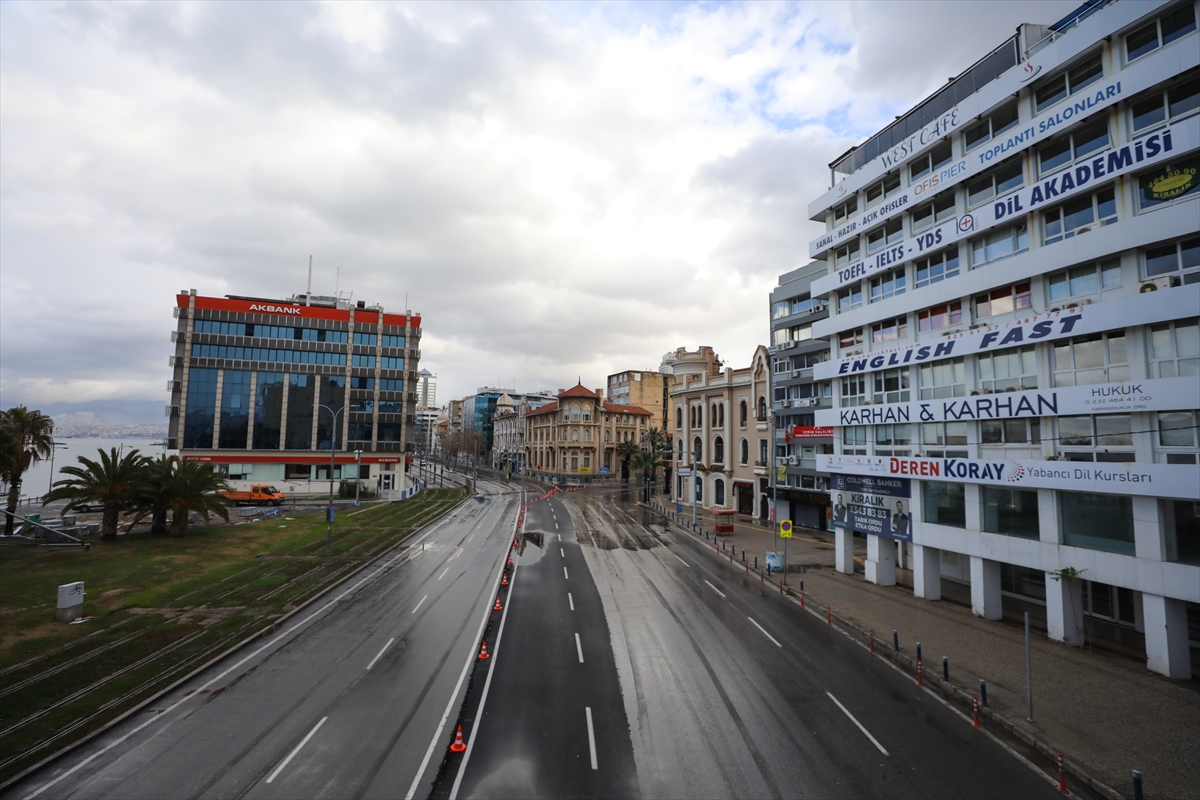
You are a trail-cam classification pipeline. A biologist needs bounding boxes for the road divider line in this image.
[266,716,327,783]
[747,617,782,647]
[366,638,395,670]
[585,707,598,770]
[704,580,726,598]
[826,691,888,756]
[560,548,565,557]
[448,547,463,562]
[568,593,574,611]
[564,567,569,580]
[555,522,559,530]
[412,595,428,614]
[674,554,690,567]
[575,633,584,663]
[437,567,449,581]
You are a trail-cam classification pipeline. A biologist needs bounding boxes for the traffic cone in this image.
[449,725,467,752]
[478,640,490,660]
[494,595,503,611]
[507,556,514,566]
[501,572,509,586]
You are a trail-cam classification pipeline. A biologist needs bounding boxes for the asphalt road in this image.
[4,480,522,800]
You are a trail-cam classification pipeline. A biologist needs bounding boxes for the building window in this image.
[909,141,953,182]
[693,436,703,459]
[841,426,867,455]
[833,196,858,224]
[183,368,219,449]
[718,403,725,427]
[978,346,1037,393]
[380,334,405,348]
[1043,188,1117,245]
[772,300,791,320]
[922,422,968,458]
[217,370,251,450]
[350,376,374,390]
[911,194,956,233]
[1048,258,1121,302]
[918,358,965,400]
[1150,318,1200,378]
[676,407,683,429]
[1053,331,1128,386]
[1126,4,1196,62]
[982,486,1039,539]
[974,282,1031,319]
[873,423,912,457]
[1061,491,1134,554]
[714,478,725,506]
[712,436,724,464]
[872,368,910,404]
[253,372,284,450]
[1158,410,1199,455]
[348,422,373,441]
[837,284,863,312]
[351,354,376,368]
[285,374,315,450]
[964,99,1020,152]
[1038,120,1110,177]
[1132,76,1199,134]
[1057,414,1135,461]
[740,400,748,428]
[967,158,1023,209]
[1162,499,1200,565]
[834,241,860,269]
[869,269,906,303]
[740,438,749,464]
[571,406,581,421]
[971,222,1029,267]
[791,296,825,316]
[353,331,376,346]
[758,396,767,421]
[922,481,965,528]
[1035,50,1104,113]
[914,249,960,288]
[867,219,903,255]
[981,417,1040,445]
[917,302,962,333]
[840,375,867,408]
[871,316,908,344]
[571,429,579,442]
[838,328,864,350]
[865,172,901,207]
[1143,237,1200,281]
[583,429,591,442]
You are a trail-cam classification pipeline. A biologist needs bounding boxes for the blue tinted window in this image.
[184,368,219,449]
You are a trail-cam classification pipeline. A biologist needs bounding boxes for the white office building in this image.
[807,0,1198,677]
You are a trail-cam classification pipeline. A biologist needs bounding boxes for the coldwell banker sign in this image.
[830,474,913,543]
[818,455,1200,501]
[816,376,1199,427]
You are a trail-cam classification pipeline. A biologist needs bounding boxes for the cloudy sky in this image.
[1,0,1079,415]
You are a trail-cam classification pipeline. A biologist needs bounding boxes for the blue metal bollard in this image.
[1132,770,1143,800]
[893,630,899,651]
[917,642,922,661]
[980,679,988,707]
[754,556,758,569]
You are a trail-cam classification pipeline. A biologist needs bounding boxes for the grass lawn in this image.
[0,488,467,785]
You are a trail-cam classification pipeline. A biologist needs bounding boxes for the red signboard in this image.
[185,454,402,464]
[177,294,419,329]
[792,426,834,439]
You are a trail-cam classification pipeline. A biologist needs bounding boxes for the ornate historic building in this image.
[525,384,653,479]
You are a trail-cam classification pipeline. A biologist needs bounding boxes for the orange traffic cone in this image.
[494,595,503,611]
[478,640,490,660]
[501,572,509,586]
[449,725,467,752]
[507,556,514,566]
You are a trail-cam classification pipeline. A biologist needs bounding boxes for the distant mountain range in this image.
[3,399,167,438]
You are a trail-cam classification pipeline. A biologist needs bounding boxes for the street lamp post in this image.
[317,404,345,554]
[47,439,69,495]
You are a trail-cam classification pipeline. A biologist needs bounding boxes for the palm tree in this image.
[616,440,638,483]
[631,448,660,501]
[131,454,177,534]
[44,448,148,541]
[161,458,231,537]
[2,407,55,536]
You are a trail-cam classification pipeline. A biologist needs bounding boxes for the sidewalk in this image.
[645,500,1200,800]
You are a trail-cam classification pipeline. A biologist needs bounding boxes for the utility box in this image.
[56,582,84,623]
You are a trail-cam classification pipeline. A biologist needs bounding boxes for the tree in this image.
[130,454,177,534]
[1,407,55,536]
[161,458,231,537]
[616,440,638,482]
[44,448,148,541]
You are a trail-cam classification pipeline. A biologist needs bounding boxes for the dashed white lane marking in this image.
[564,567,569,580]
[575,633,584,663]
[412,595,428,614]
[558,534,561,541]
[704,580,726,598]
[560,548,565,557]
[568,593,574,611]
[437,567,449,580]
[826,691,889,756]
[674,554,690,567]
[585,707,598,770]
[366,638,395,670]
[748,617,782,647]
[466,535,473,543]
[266,716,327,783]
[555,522,559,530]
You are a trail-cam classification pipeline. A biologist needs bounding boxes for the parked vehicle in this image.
[218,485,286,506]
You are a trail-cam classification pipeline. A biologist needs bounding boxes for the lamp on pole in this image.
[317,404,345,554]
[47,439,69,495]
[354,449,362,506]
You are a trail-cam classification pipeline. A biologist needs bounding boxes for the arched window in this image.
[740,438,749,464]
[758,396,766,420]
[571,406,581,421]
[711,403,717,424]
[693,436,702,459]
[714,478,725,506]
[714,436,724,463]
[740,400,747,427]
[583,429,591,442]
[676,407,683,429]
[718,403,724,427]
[678,439,684,456]
[572,429,580,442]
[604,429,611,443]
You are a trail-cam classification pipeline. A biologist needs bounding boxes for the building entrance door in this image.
[736,484,753,515]
[381,473,395,491]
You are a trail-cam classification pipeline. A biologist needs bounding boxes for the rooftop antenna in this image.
[306,256,312,305]
[336,266,341,297]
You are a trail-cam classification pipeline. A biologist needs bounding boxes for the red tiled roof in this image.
[559,384,598,398]
[603,403,652,416]
[527,402,560,416]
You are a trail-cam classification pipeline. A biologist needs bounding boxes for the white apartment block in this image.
[808,0,1199,677]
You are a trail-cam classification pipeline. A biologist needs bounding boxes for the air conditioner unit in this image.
[170,330,179,343]
[1065,298,1091,308]
[940,328,961,337]
[1140,276,1178,293]
[166,380,180,392]
[165,405,179,417]
[791,370,803,378]
[788,455,799,465]
[847,348,863,356]
[168,355,178,367]
[779,399,792,407]
[783,341,797,350]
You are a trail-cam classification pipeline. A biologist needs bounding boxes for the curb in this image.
[640,501,1126,800]
[0,490,474,793]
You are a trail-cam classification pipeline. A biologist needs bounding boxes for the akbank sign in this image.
[812,116,1198,295]
[818,455,1200,501]
[813,285,1200,380]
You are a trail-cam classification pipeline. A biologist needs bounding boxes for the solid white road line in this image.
[366,638,395,670]
[674,554,690,567]
[437,567,449,580]
[568,593,574,611]
[747,617,782,647]
[703,580,726,598]
[412,595,428,614]
[266,716,327,783]
[585,707,598,770]
[564,567,569,580]
[575,633,584,663]
[826,691,889,756]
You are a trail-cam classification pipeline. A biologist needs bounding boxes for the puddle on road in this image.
[566,495,663,553]
[516,531,547,565]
